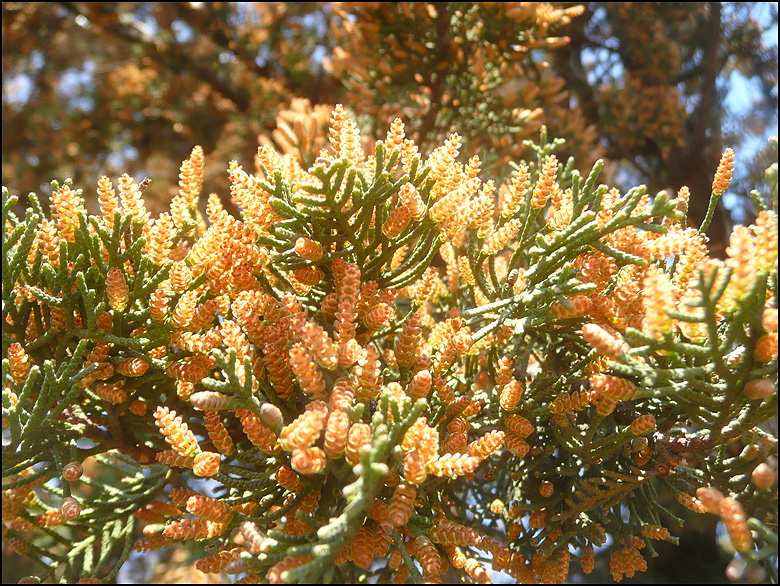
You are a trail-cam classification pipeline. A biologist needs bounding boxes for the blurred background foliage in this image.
[2,2,777,255]
[1,4,777,581]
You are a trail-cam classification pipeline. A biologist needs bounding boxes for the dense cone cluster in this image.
[2,105,777,584]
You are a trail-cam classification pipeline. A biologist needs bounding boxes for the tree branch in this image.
[688,2,723,157]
